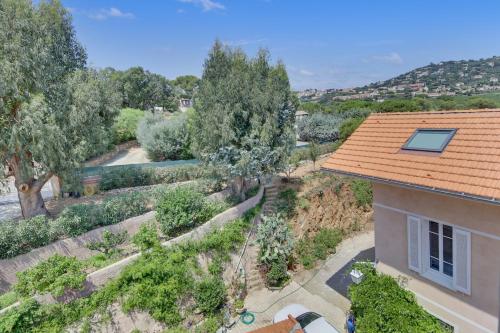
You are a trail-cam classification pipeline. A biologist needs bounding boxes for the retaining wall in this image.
[0,185,263,313]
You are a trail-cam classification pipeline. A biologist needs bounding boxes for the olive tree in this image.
[191,41,296,199]
[0,0,120,218]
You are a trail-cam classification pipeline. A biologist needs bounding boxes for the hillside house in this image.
[322,109,500,333]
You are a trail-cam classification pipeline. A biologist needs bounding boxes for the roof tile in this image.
[322,109,500,203]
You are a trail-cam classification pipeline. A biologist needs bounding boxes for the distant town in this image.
[299,56,500,101]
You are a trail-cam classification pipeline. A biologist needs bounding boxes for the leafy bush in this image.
[0,217,57,259]
[99,167,155,191]
[86,230,127,257]
[266,257,289,287]
[276,189,297,218]
[297,113,342,142]
[156,186,225,236]
[350,179,373,207]
[112,108,144,143]
[0,291,18,310]
[339,117,365,142]
[466,97,498,109]
[132,223,161,251]
[0,192,149,260]
[15,255,86,297]
[137,112,192,161]
[297,110,370,143]
[349,263,448,332]
[256,214,294,265]
[296,228,342,269]
[194,276,226,314]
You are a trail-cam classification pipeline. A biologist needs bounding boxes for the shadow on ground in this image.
[325,247,375,298]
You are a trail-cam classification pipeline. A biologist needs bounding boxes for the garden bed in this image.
[0,198,263,332]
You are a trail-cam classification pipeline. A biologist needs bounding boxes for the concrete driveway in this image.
[230,230,374,333]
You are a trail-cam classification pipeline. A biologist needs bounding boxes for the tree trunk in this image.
[231,176,246,202]
[18,188,48,218]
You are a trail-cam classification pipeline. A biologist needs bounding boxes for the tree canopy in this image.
[191,41,296,197]
[0,0,120,217]
[106,67,178,111]
[172,75,200,99]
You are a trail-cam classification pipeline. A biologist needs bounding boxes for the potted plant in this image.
[234,299,245,314]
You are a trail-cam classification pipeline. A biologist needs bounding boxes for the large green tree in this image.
[108,67,178,111]
[172,75,200,99]
[0,0,120,218]
[192,41,296,198]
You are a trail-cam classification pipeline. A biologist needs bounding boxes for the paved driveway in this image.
[230,230,374,333]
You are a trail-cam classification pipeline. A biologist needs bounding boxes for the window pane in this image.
[430,257,440,271]
[443,225,453,238]
[429,221,439,233]
[403,129,455,152]
[429,233,439,258]
[443,237,453,264]
[443,262,453,277]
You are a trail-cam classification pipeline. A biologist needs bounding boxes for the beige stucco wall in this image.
[373,183,500,333]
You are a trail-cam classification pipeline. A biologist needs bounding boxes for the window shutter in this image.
[453,229,471,295]
[407,216,421,273]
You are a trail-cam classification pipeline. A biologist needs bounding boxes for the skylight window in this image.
[402,129,456,152]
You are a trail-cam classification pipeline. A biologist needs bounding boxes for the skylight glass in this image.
[402,129,456,152]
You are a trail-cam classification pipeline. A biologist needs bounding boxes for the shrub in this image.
[349,263,448,332]
[15,255,86,297]
[256,214,294,265]
[0,291,18,310]
[194,276,226,314]
[297,113,341,142]
[194,316,221,333]
[86,230,127,257]
[350,179,373,207]
[112,108,144,143]
[339,117,365,142]
[466,97,498,109]
[100,192,148,225]
[132,223,161,251]
[156,186,223,236]
[295,228,342,269]
[276,189,297,218]
[99,167,155,191]
[137,112,192,161]
[0,192,149,260]
[266,257,289,287]
[0,216,56,259]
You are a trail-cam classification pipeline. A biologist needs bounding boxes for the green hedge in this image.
[349,264,449,333]
[112,108,144,144]
[0,192,149,259]
[155,186,227,237]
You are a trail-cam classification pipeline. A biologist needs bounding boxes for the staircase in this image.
[261,183,278,217]
[245,182,281,292]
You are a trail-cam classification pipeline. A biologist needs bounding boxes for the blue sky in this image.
[63,0,500,90]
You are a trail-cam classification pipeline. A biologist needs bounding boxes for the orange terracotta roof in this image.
[247,316,304,333]
[321,109,500,204]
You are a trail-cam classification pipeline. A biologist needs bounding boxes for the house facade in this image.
[322,110,500,333]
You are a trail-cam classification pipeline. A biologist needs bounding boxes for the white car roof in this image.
[303,317,340,333]
[273,304,310,323]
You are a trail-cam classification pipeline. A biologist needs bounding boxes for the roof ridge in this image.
[372,109,500,116]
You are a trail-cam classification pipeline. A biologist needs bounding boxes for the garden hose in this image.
[240,311,256,325]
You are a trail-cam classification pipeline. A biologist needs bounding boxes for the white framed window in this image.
[407,216,471,294]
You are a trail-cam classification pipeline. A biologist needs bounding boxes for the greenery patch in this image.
[15,255,86,298]
[112,108,144,144]
[0,192,149,260]
[350,179,373,207]
[156,186,227,237]
[349,263,449,333]
[296,228,342,269]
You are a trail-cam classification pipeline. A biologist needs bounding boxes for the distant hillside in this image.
[369,56,500,92]
[300,56,500,101]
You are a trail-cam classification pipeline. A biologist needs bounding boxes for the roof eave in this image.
[320,167,500,207]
